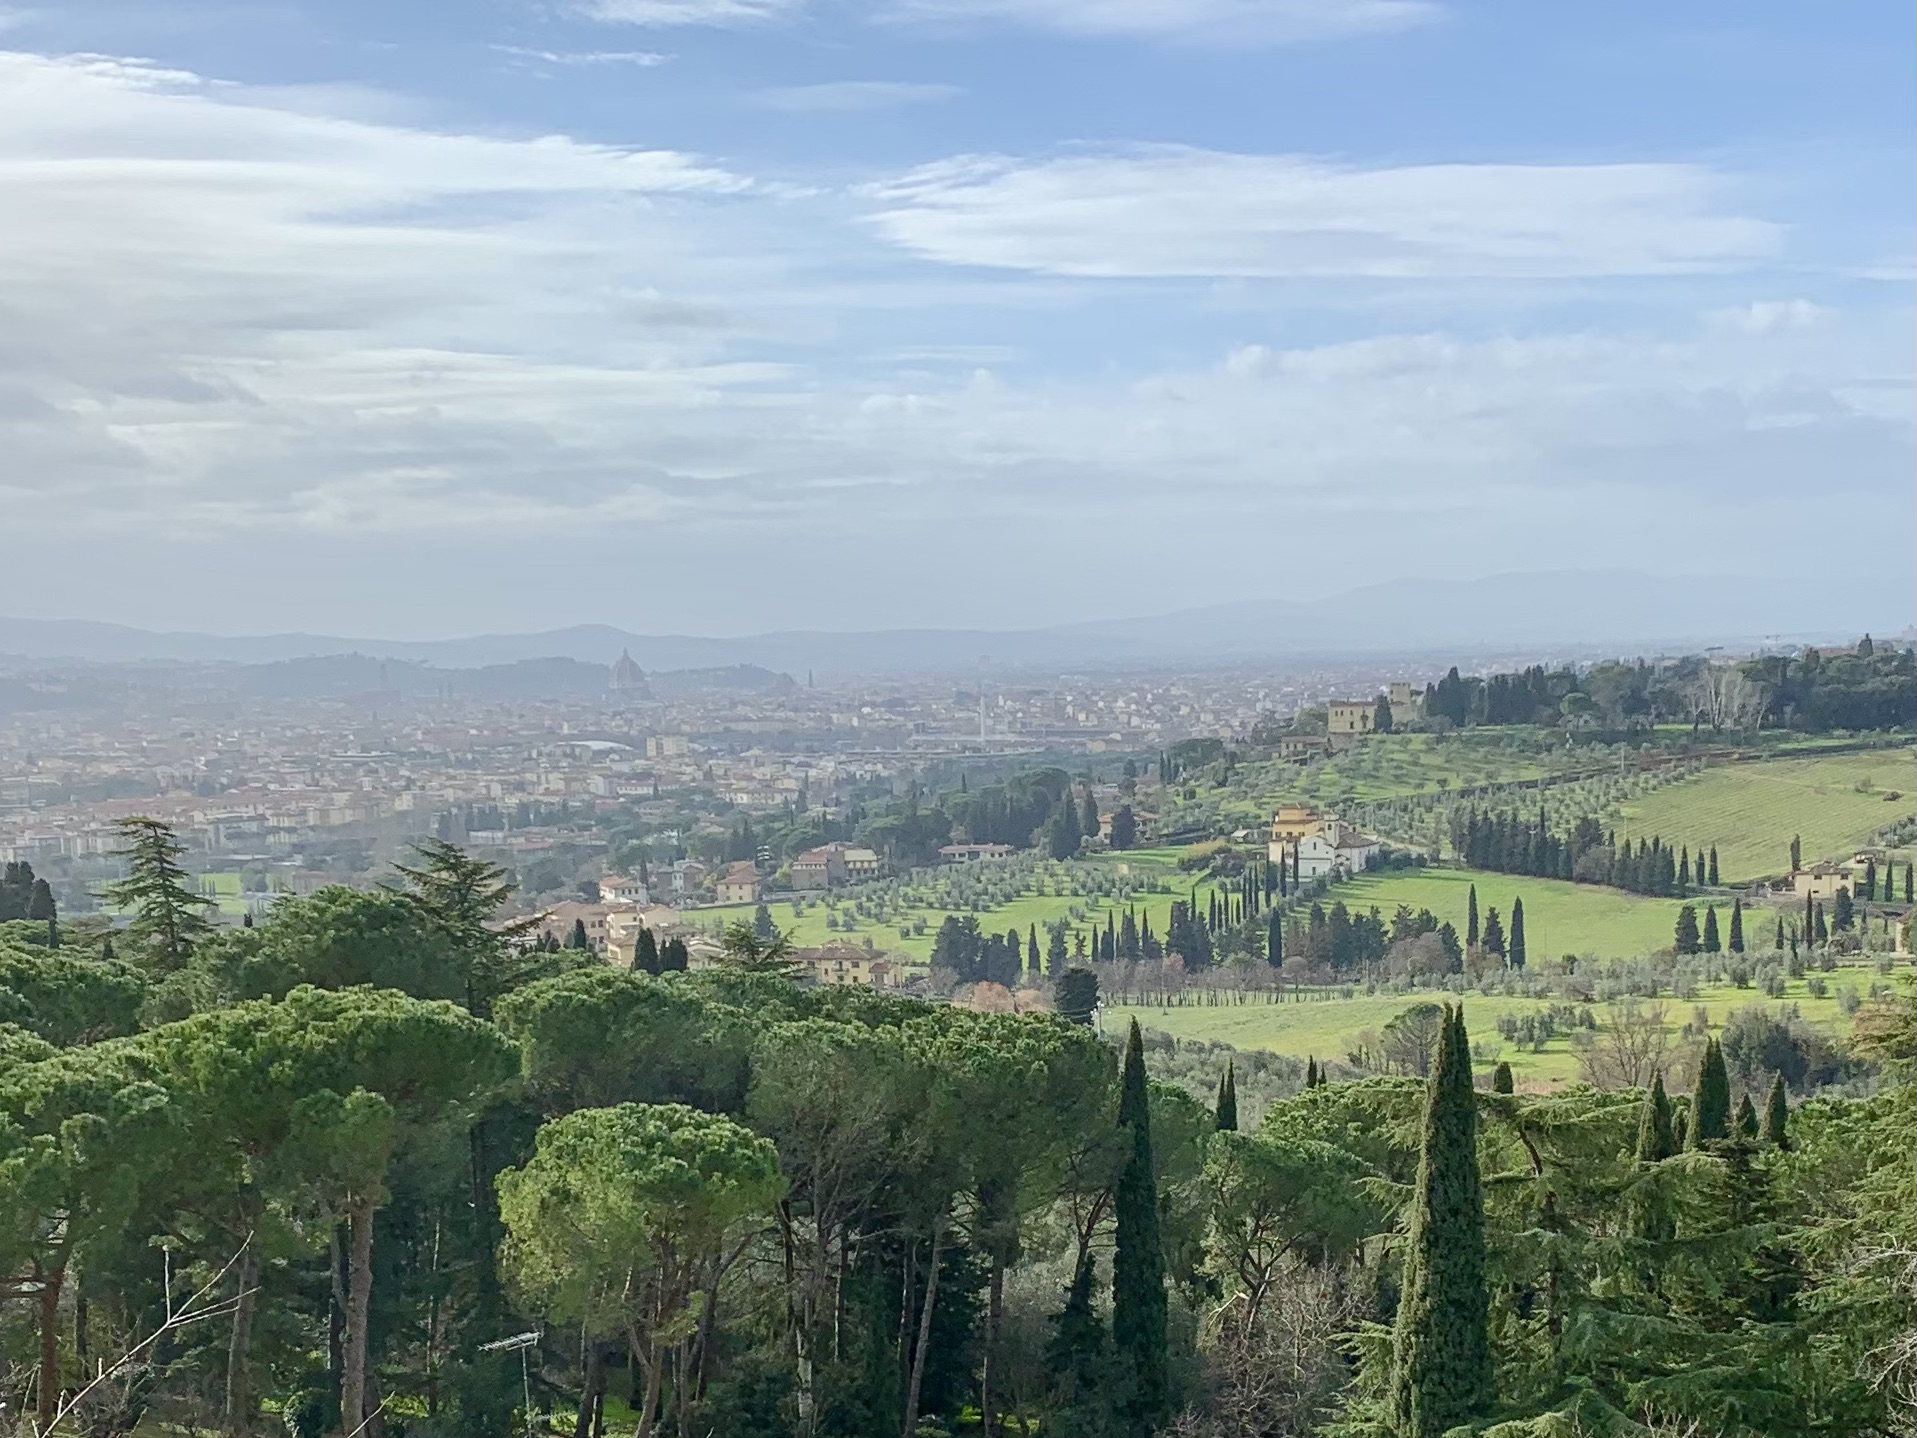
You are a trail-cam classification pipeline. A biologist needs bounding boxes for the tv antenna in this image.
[479,1329,542,1437]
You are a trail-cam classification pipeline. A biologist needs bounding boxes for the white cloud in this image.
[752,80,962,112]
[566,0,799,26]
[0,47,1904,634]
[490,44,671,66]
[868,146,1781,278]
[885,0,1438,44]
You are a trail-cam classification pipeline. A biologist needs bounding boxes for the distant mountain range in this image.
[1,572,1903,676]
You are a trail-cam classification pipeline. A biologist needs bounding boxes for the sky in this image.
[0,1,1911,639]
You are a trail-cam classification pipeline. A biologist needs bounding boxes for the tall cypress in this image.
[1702,905,1720,954]
[1390,1007,1492,1438]
[1113,1020,1167,1431]
[1689,1038,1731,1147]
[1635,1071,1675,1163]
[1508,898,1526,970]
[1735,1093,1759,1140]
[1305,1056,1319,1089]
[1762,1074,1790,1150]
[1215,1061,1238,1132]
[1728,898,1744,953]
[1267,910,1282,967]
[632,925,659,973]
[1466,885,1479,950]
[1708,847,1720,886]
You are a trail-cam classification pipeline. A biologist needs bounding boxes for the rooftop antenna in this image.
[479,1329,542,1437]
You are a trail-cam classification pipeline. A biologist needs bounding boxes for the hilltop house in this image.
[1293,816,1382,881]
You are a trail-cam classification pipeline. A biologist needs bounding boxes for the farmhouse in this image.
[792,942,903,989]
[940,842,1016,863]
[716,861,761,905]
[1293,816,1382,881]
[1326,701,1376,736]
[1790,863,1853,901]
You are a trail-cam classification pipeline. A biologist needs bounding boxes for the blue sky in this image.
[1,1,1910,638]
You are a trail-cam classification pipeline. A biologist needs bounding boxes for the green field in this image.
[1331,866,1695,962]
[696,872,1234,965]
[1607,746,1914,882]
[1107,964,1907,1088]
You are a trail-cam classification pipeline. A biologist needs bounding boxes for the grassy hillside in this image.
[1330,866,1692,962]
[1106,963,1905,1088]
[1606,746,1914,882]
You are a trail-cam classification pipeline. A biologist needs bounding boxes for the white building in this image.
[1294,817,1381,881]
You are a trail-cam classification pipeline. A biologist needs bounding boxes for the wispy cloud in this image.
[490,44,670,66]
[867,146,1780,278]
[883,0,1439,45]
[566,0,799,26]
[753,80,961,112]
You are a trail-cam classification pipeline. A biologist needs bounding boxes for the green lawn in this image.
[1607,746,1914,882]
[1107,963,1908,1089]
[1329,866,1693,962]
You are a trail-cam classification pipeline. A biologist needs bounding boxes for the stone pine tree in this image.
[1215,1061,1238,1132]
[1762,1073,1790,1149]
[1492,1061,1513,1095]
[1391,1006,1492,1438]
[1113,1019,1167,1433]
[1728,897,1745,953]
[1507,898,1526,969]
[1688,1038,1731,1148]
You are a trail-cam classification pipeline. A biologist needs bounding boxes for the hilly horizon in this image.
[2,571,1902,676]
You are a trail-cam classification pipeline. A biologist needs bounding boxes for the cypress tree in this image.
[1636,1071,1675,1162]
[1831,888,1854,932]
[1481,907,1505,959]
[1672,1107,1689,1152]
[1678,848,1691,891]
[1215,1061,1238,1132]
[1674,905,1701,955]
[1112,1020,1167,1431]
[1708,847,1720,886]
[568,917,591,950]
[1813,901,1827,943]
[1267,910,1282,967]
[1390,1007,1492,1438]
[1790,835,1801,872]
[1773,915,1784,951]
[1762,1073,1790,1150]
[1305,1056,1319,1088]
[1466,885,1479,950]
[1689,1038,1731,1147]
[1728,898,1744,953]
[1735,1093,1759,1140]
[1030,925,1042,973]
[632,925,659,973]
[1702,905,1720,954]
[1492,1061,1513,1095]
[1905,863,1913,903]
[1508,898,1526,970]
